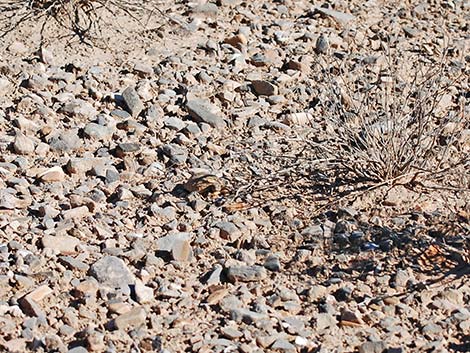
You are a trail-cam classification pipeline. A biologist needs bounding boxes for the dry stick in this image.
[338,50,461,181]
[223,160,328,211]
[310,170,428,215]
[0,0,172,44]
[314,155,470,215]
[320,59,386,181]
[0,6,38,37]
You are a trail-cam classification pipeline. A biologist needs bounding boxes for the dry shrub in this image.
[313,50,469,187]
[0,0,164,44]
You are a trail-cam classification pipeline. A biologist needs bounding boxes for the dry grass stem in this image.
[0,0,165,44]
[314,50,468,185]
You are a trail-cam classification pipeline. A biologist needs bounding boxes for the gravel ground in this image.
[0,1,469,352]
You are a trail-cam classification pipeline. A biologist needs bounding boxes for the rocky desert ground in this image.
[0,0,469,352]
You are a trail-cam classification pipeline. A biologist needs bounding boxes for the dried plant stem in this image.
[0,0,166,44]
[314,50,467,184]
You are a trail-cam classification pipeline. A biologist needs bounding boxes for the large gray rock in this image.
[0,191,30,209]
[186,99,227,129]
[316,313,338,331]
[215,221,241,241]
[113,306,147,330]
[90,256,135,288]
[122,86,144,117]
[271,339,296,352]
[358,341,387,353]
[13,132,35,155]
[66,157,104,174]
[226,265,267,282]
[164,116,186,131]
[313,6,355,25]
[161,144,188,165]
[48,130,82,153]
[41,235,80,255]
[61,99,97,118]
[84,123,115,141]
[157,232,192,262]
[230,308,268,323]
[264,254,281,272]
[192,3,219,15]
[0,78,12,96]
[156,233,192,252]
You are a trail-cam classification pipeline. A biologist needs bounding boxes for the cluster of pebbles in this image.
[0,0,469,352]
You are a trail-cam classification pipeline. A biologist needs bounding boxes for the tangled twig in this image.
[0,0,166,45]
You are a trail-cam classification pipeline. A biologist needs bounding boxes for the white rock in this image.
[37,166,65,182]
[134,280,154,304]
[0,78,12,96]
[41,235,80,255]
[13,132,35,155]
[283,112,313,126]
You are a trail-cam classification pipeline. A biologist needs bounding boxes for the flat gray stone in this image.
[150,205,177,222]
[226,265,267,282]
[313,6,355,25]
[161,143,188,165]
[301,225,324,237]
[59,256,89,271]
[164,116,186,130]
[115,142,141,157]
[205,338,236,348]
[134,62,153,76]
[186,99,226,129]
[122,86,144,117]
[316,313,337,331]
[192,3,219,15]
[90,256,135,288]
[0,190,30,209]
[230,308,268,323]
[42,235,80,255]
[111,109,131,119]
[84,123,115,141]
[157,233,191,251]
[157,232,192,261]
[216,222,241,241]
[264,254,281,272]
[307,285,328,301]
[171,239,192,262]
[271,339,296,352]
[134,280,154,304]
[62,99,97,118]
[66,157,103,174]
[221,326,243,339]
[219,295,243,312]
[0,77,12,96]
[422,323,442,335]
[13,132,35,155]
[358,341,387,353]
[48,130,82,153]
